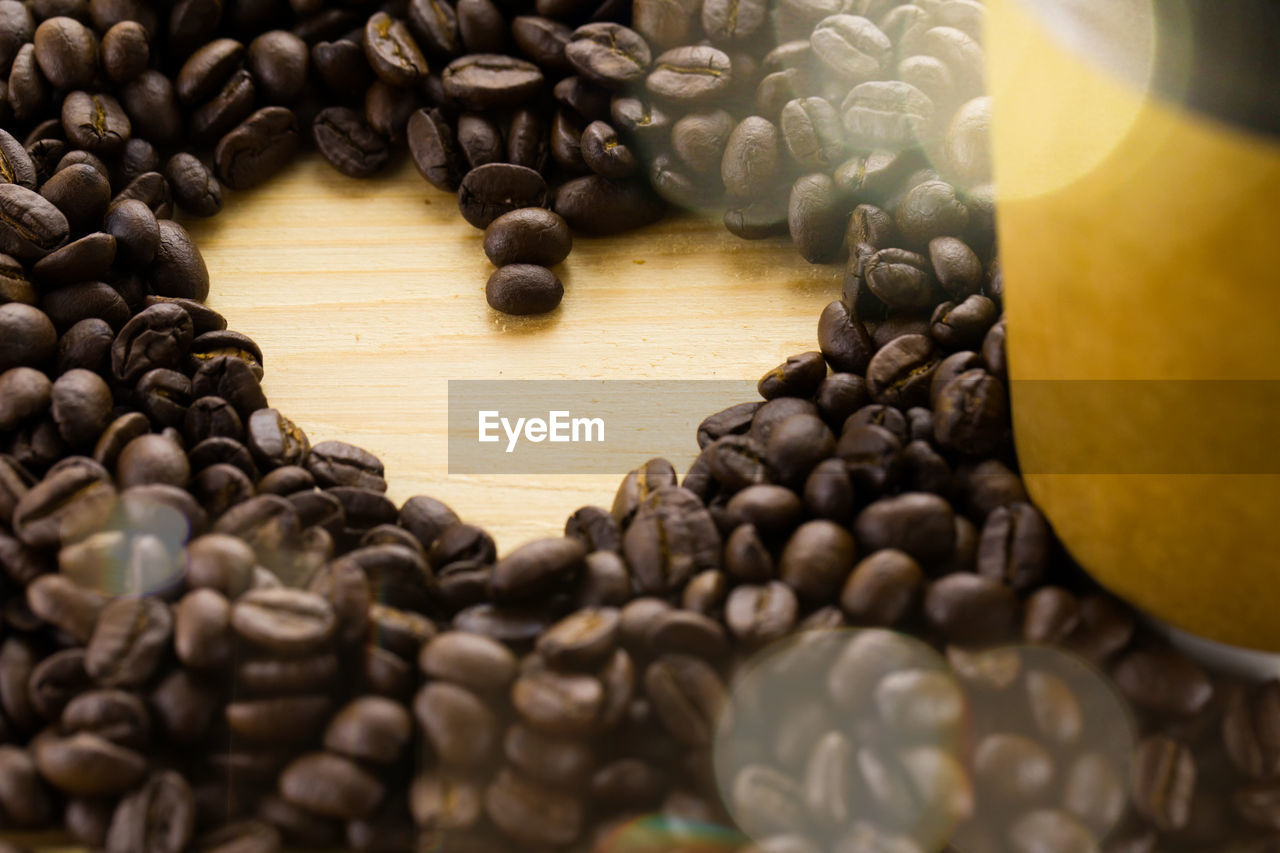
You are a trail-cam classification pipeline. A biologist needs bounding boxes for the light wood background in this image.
[182,152,841,553]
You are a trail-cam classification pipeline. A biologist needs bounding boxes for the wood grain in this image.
[182,152,841,552]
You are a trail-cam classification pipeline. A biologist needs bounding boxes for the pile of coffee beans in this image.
[0,0,1276,851]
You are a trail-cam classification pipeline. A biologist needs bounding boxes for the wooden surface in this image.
[182,152,841,553]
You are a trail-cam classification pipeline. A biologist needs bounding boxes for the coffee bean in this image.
[553,174,665,235]
[644,653,725,746]
[1112,645,1214,718]
[33,16,97,91]
[485,766,583,847]
[504,722,594,788]
[84,595,172,687]
[104,770,195,853]
[0,184,69,261]
[190,820,283,853]
[34,731,146,796]
[409,771,483,832]
[14,460,116,549]
[215,107,300,191]
[817,299,873,374]
[0,130,36,190]
[27,648,91,720]
[565,23,651,89]
[485,264,564,315]
[925,572,1017,644]
[458,163,548,229]
[442,54,545,110]
[278,752,384,820]
[231,587,336,655]
[1131,734,1196,831]
[646,45,733,103]
[725,581,798,646]
[730,763,804,839]
[419,630,517,692]
[0,745,54,827]
[810,14,889,80]
[247,30,308,105]
[415,681,499,766]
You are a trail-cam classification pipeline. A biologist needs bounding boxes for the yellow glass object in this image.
[987,0,1280,651]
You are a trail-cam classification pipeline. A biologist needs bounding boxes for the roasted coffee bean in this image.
[485,263,564,315]
[1131,734,1196,831]
[13,460,115,549]
[49,368,111,449]
[0,744,54,827]
[565,23,651,88]
[175,39,244,106]
[8,44,48,124]
[247,30,308,105]
[103,770,195,853]
[724,484,804,539]
[780,97,846,171]
[33,16,97,91]
[553,174,665,234]
[278,752,384,820]
[537,607,620,670]
[406,107,463,192]
[231,587,336,655]
[788,172,844,263]
[0,184,69,261]
[226,695,333,742]
[163,153,222,218]
[0,303,58,370]
[0,638,39,731]
[810,14,890,81]
[975,501,1050,590]
[777,519,856,602]
[511,669,604,736]
[1112,645,1214,718]
[101,20,148,84]
[174,588,232,670]
[933,368,1008,456]
[363,12,429,87]
[840,548,923,626]
[929,235,983,298]
[215,107,300,191]
[0,130,36,189]
[458,163,548,229]
[30,231,115,287]
[841,80,933,151]
[924,572,1017,644]
[817,299,873,374]
[59,91,131,157]
[725,581,798,646]
[442,54,545,110]
[323,696,411,765]
[730,763,804,840]
[415,681,499,767]
[644,653,724,746]
[0,367,51,431]
[34,731,146,796]
[190,820,282,853]
[1223,681,1280,779]
[481,208,572,271]
[485,766,583,847]
[311,106,390,178]
[576,120,633,179]
[84,595,172,687]
[646,45,733,103]
[27,648,91,720]
[419,631,517,693]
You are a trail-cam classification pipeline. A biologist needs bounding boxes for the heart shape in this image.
[184,154,837,549]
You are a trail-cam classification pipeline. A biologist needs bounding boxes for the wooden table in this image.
[183,152,842,553]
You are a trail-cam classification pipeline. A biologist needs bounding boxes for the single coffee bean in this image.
[644,653,725,747]
[1131,734,1196,832]
[442,54,545,110]
[278,752,384,820]
[482,208,572,269]
[175,39,245,106]
[0,184,69,261]
[720,115,780,198]
[231,587,336,655]
[580,120,637,179]
[104,770,195,853]
[933,368,1008,456]
[363,12,429,87]
[247,30,308,105]
[419,631,517,693]
[414,681,499,767]
[646,45,733,103]
[565,23,651,89]
[33,16,97,90]
[788,172,844,263]
[13,460,116,549]
[725,581,798,647]
[841,80,933,151]
[215,107,300,191]
[0,367,51,431]
[553,174,665,235]
[406,107,463,192]
[780,97,846,170]
[1112,645,1214,718]
[0,129,36,189]
[1006,810,1098,853]
[924,572,1017,643]
[976,501,1050,590]
[929,235,983,298]
[30,232,116,287]
[840,548,923,626]
[85,595,172,687]
[778,519,856,602]
[323,696,412,765]
[60,91,131,157]
[34,731,146,796]
[730,763,805,840]
[458,163,548,229]
[810,14,890,80]
[485,766,584,847]
[27,648,91,720]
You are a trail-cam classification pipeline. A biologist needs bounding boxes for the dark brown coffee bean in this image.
[553,174,665,235]
[226,695,333,742]
[84,595,172,687]
[788,172,844,263]
[59,91,130,157]
[414,681,499,767]
[0,745,54,827]
[407,0,461,57]
[0,367,50,431]
[778,519,856,602]
[725,581,798,646]
[34,731,146,796]
[247,30,308,105]
[363,12,429,87]
[0,184,69,261]
[724,523,774,582]
[0,130,36,189]
[8,44,48,124]
[235,653,339,694]
[1131,734,1196,832]
[320,696,411,766]
[173,588,232,670]
[933,368,1008,456]
[924,572,1017,644]
[817,299,873,374]
[485,767,583,847]
[215,106,300,191]
[721,116,782,197]
[646,45,733,103]
[810,14,889,79]
[231,587,336,655]
[33,16,97,90]
[644,654,725,747]
[623,486,720,593]
[511,669,604,736]
[311,105,390,178]
[1112,645,1213,718]
[29,232,114,288]
[409,771,482,832]
[485,263,564,315]
[564,23,651,89]
[458,163,549,229]
[1022,586,1080,645]
[48,368,110,450]
[279,752,384,820]
[0,638,38,732]
[840,548,923,626]
[537,607,620,670]
[27,648,90,721]
[27,574,108,643]
[406,107,463,192]
[104,770,195,853]
[13,460,115,549]
[442,54,545,110]
[481,208,572,272]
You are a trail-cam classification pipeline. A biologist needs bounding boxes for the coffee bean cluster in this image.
[0,0,1276,852]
